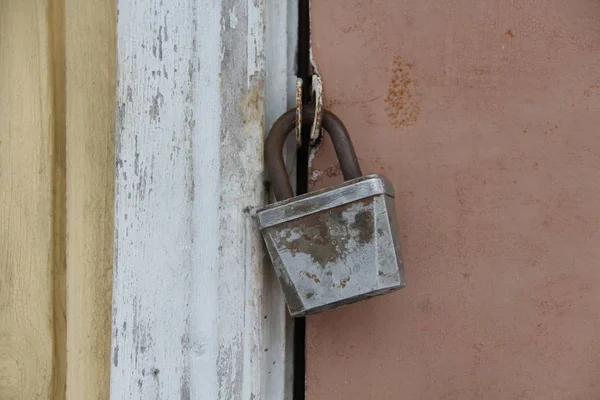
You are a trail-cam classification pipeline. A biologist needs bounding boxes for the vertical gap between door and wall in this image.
[294,0,312,398]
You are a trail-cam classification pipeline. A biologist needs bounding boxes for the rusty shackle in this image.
[265,105,363,201]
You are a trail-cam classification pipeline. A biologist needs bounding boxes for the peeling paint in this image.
[149,88,164,121]
[229,5,238,29]
[113,344,119,367]
[112,0,285,398]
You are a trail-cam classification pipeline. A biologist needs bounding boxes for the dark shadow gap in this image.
[294,0,312,398]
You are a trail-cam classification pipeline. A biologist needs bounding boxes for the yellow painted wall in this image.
[0,0,115,398]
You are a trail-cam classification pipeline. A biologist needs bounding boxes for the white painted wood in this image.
[264,1,297,398]
[111,0,296,398]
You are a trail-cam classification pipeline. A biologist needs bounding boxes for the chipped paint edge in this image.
[264,1,298,398]
[306,3,325,171]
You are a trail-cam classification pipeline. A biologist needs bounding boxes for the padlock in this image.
[257,105,405,317]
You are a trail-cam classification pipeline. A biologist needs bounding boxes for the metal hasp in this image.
[258,106,405,317]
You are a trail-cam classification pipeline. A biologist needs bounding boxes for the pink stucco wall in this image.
[307,1,600,398]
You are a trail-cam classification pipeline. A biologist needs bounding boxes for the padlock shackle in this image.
[265,105,362,201]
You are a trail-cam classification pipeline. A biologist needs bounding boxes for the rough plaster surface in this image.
[308,1,600,398]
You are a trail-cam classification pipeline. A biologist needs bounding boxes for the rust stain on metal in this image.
[384,56,420,129]
[351,209,374,245]
[338,276,350,288]
[304,272,321,283]
[277,198,375,267]
[296,78,303,147]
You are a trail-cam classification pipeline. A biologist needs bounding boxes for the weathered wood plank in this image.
[112,0,292,398]
[49,0,68,398]
[0,2,56,398]
[64,0,116,398]
[1,1,116,399]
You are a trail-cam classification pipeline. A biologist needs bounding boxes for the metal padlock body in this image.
[258,106,405,317]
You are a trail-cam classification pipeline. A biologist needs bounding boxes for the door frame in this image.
[111,1,297,398]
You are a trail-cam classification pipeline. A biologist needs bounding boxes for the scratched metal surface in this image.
[258,174,394,227]
[261,192,404,317]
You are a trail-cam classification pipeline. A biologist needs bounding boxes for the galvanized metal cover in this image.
[257,174,395,228]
